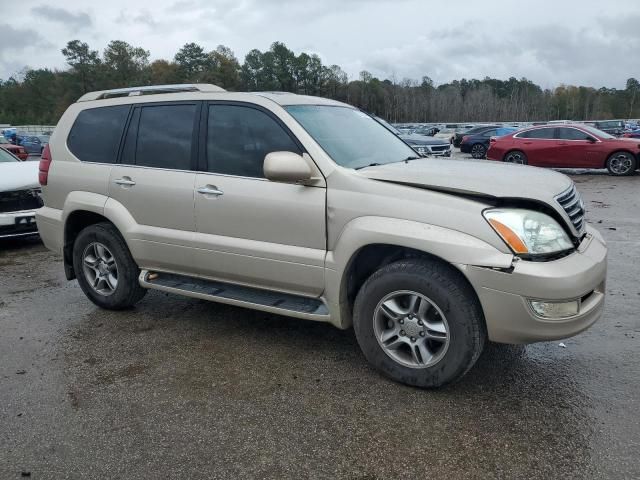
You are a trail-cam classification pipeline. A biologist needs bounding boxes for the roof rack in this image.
[77,84,226,102]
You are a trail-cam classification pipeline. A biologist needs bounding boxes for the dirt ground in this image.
[1,166,639,479]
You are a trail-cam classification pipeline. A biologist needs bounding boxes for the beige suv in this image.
[36,84,607,387]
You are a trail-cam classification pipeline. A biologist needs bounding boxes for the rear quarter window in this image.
[67,105,130,163]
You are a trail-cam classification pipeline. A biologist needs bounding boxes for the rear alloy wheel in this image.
[470,143,487,159]
[504,150,528,165]
[606,151,637,176]
[73,222,147,309]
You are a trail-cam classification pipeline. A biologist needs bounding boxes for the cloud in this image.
[30,5,92,31]
[359,14,640,89]
[1,0,639,88]
[0,24,51,55]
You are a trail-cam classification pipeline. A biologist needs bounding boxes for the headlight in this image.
[414,145,429,155]
[484,208,574,257]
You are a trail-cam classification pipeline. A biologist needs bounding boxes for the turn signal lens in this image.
[488,218,529,254]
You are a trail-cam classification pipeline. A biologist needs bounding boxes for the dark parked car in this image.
[460,127,517,159]
[486,124,640,176]
[21,135,49,155]
[375,117,451,157]
[588,120,624,137]
[453,125,499,147]
[412,125,439,136]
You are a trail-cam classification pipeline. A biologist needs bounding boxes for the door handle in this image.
[197,185,224,196]
[114,177,136,186]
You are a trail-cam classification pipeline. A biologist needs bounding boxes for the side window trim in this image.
[201,101,306,177]
[116,105,137,164]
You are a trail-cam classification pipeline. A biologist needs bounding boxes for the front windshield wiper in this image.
[355,156,421,170]
[354,162,383,170]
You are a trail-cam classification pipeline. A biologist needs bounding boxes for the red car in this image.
[487,124,640,176]
[0,137,28,161]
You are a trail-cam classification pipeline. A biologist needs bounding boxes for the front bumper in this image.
[463,225,607,344]
[0,209,39,238]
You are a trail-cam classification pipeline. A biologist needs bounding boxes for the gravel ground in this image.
[1,161,639,479]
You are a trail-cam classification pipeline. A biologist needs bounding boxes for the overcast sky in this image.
[1,0,638,88]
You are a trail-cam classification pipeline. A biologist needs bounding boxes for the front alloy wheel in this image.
[353,259,486,388]
[374,290,450,368]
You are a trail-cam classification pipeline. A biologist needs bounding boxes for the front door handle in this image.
[197,185,224,197]
[114,177,136,186]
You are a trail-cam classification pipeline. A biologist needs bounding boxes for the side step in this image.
[139,270,330,322]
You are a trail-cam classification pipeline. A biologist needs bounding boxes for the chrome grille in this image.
[555,184,585,234]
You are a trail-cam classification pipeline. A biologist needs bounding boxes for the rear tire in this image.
[72,222,146,310]
[353,259,486,388]
[606,151,637,176]
[504,150,528,165]
[471,143,487,159]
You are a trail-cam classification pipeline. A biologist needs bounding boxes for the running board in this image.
[139,270,330,322]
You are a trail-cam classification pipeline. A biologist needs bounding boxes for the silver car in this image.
[36,84,607,388]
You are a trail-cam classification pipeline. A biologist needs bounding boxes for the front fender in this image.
[323,216,513,328]
[327,216,513,272]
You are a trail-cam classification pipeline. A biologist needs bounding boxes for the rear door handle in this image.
[114,177,136,186]
[197,185,224,196]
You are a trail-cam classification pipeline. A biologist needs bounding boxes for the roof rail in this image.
[77,84,226,102]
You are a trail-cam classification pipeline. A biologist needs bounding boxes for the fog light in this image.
[529,300,579,319]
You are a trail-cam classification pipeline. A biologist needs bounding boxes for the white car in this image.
[0,148,42,238]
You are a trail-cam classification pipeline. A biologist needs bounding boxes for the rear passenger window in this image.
[206,104,301,178]
[131,104,197,170]
[67,105,130,163]
[518,128,555,139]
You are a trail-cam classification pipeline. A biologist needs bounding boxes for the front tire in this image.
[72,222,146,310]
[471,143,487,159]
[353,259,486,388]
[606,151,637,176]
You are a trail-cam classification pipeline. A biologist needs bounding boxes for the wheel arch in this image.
[63,210,114,280]
[324,216,513,329]
[502,149,526,161]
[604,149,639,168]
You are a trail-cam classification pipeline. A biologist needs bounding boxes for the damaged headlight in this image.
[484,208,574,257]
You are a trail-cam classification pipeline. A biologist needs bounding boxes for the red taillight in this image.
[490,136,497,143]
[39,144,52,186]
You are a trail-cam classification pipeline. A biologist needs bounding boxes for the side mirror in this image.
[586,136,596,143]
[263,151,312,183]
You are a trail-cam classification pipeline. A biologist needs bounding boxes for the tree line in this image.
[1,39,638,125]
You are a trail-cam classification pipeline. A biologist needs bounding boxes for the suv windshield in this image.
[0,148,18,162]
[285,105,417,169]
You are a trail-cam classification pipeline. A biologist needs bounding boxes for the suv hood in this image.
[399,133,449,146]
[1,161,39,192]
[357,158,572,202]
